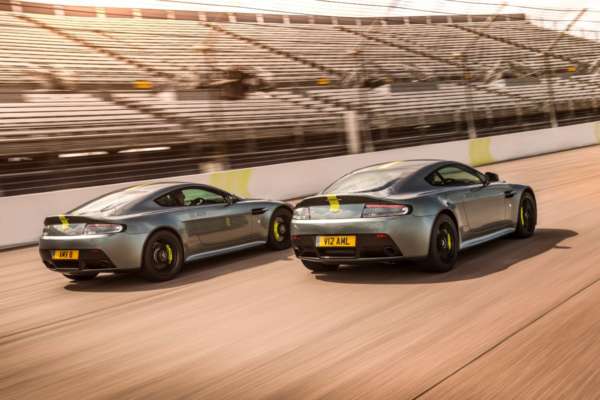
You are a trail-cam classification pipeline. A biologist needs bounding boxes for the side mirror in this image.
[484,172,499,184]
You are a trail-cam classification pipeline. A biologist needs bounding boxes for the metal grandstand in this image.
[1,0,599,195]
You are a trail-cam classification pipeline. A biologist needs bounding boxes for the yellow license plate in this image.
[317,235,356,247]
[52,250,79,260]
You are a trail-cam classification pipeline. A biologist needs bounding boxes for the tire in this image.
[63,272,98,281]
[141,230,184,282]
[301,260,339,273]
[513,191,537,238]
[422,214,459,273]
[267,208,292,250]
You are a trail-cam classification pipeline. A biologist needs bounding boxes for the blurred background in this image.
[2,0,600,196]
[3,3,600,399]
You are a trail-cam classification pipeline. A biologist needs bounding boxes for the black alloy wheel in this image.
[423,214,459,273]
[141,230,183,281]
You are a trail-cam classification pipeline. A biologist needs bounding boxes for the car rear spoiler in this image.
[44,215,115,226]
[296,194,400,208]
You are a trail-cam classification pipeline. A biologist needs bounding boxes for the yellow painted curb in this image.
[469,137,494,166]
[595,122,600,144]
[209,168,253,197]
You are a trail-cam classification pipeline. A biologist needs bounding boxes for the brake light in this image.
[293,207,311,220]
[83,224,124,235]
[361,204,411,218]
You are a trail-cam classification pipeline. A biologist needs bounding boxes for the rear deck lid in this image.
[296,194,404,219]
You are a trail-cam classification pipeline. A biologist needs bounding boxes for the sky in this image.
[27,0,600,39]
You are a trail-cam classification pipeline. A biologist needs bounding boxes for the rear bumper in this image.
[38,232,147,272]
[291,215,435,260]
[299,255,407,265]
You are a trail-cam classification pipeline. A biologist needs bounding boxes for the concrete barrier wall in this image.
[2,121,599,248]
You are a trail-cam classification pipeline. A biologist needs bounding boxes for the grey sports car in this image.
[39,182,293,281]
[291,160,537,273]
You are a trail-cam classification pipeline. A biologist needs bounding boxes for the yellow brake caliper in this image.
[273,220,281,241]
[520,206,525,226]
[165,244,173,264]
[447,232,452,251]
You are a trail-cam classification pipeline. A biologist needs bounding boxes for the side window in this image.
[181,188,226,206]
[155,188,226,207]
[436,166,483,186]
[426,172,444,186]
[155,191,182,207]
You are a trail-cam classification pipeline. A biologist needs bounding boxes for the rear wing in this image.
[44,215,114,226]
[296,194,400,208]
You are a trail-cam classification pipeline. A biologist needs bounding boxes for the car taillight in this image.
[293,207,311,220]
[361,204,411,218]
[83,224,124,235]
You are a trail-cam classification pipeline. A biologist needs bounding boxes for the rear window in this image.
[324,170,412,193]
[71,186,152,215]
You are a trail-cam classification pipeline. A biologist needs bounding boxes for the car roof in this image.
[323,159,469,195]
[122,182,189,191]
[351,159,447,175]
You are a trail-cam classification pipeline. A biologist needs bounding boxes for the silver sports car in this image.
[39,182,292,281]
[291,160,537,273]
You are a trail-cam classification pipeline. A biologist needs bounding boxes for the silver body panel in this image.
[292,160,532,262]
[292,215,435,258]
[39,182,290,272]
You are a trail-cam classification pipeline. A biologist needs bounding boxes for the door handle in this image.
[252,207,268,215]
[504,190,516,198]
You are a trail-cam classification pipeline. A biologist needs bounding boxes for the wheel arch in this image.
[436,208,460,246]
[438,209,459,229]
[274,204,293,215]
[523,187,536,203]
[266,204,293,227]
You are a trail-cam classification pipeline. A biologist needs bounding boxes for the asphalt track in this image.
[1,145,600,400]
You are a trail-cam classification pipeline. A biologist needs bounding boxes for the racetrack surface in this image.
[1,145,600,400]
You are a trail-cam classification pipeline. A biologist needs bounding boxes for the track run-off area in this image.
[1,145,600,400]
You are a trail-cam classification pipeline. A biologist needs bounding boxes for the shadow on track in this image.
[64,246,293,293]
[314,228,577,285]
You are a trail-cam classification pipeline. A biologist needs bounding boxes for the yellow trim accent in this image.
[447,232,452,250]
[520,206,525,226]
[58,214,69,229]
[165,244,173,264]
[327,195,341,213]
[209,168,253,198]
[273,220,281,241]
[469,138,494,167]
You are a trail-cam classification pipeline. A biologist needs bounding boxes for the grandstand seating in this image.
[111,91,344,139]
[0,12,146,86]
[27,13,330,87]
[0,91,348,195]
[460,21,600,66]
[2,6,600,195]
[354,21,572,74]
[0,93,186,156]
